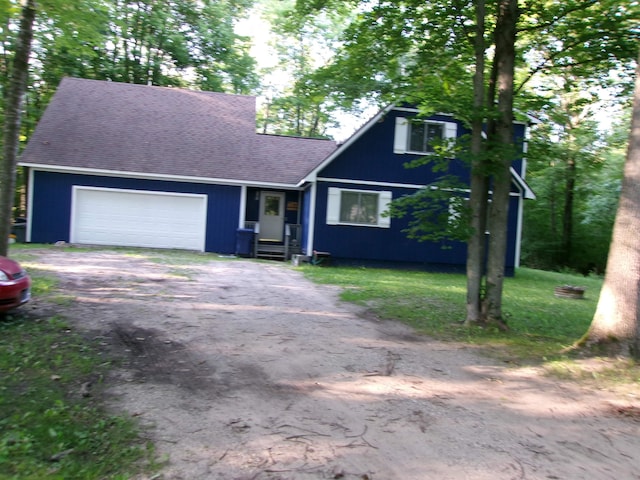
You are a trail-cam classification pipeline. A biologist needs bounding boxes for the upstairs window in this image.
[394,117,457,155]
[409,122,444,153]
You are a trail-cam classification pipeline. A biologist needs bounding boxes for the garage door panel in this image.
[71,187,207,251]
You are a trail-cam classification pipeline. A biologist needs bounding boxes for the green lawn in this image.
[301,264,605,362]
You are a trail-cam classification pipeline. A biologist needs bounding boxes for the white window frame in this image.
[394,117,457,155]
[326,187,392,228]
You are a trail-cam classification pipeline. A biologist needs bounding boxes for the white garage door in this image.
[71,186,207,251]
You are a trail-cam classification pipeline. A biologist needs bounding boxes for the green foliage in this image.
[522,102,627,272]
[387,177,472,244]
[0,312,155,479]
[301,264,604,362]
[256,0,351,137]
[301,1,477,112]
[2,0,258,116]
[300,0,638,112]
[295,0,637,311]
[517,0,639,94]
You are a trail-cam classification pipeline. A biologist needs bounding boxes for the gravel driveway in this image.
[24,248,640,479]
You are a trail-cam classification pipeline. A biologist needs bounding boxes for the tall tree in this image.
[0,0,35,256]
[582,53,640,359]
[522,83,613,272]
[256,0,349,137]
[482,0,518,326]
[297,0,638,326]
[466,0,489,324]
[94,0,258,91]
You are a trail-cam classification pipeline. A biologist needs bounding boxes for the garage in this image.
[70,186,207,251]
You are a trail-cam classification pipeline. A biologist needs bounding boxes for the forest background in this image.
[0,0,637,276]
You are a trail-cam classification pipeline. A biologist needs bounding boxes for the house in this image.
[19,77,533,273]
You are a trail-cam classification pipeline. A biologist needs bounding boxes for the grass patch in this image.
[0,314,156,479]
[301,265,604,363]
[0,251,157,479]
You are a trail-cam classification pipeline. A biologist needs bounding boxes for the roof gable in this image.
[20,78,336,186]
[305,105,532,195]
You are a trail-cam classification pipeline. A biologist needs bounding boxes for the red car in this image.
[0,255,31,312]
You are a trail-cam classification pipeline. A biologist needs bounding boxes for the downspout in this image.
[521,138,529,179]
[514,188,524,268]
[514,128,532,268]
[26,167,34,242]
[238,185,247,228]
[306,182,317,255]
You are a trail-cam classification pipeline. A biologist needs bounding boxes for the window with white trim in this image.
[410,122,443,153]
[326,187,392,228]
[394,117,457,155]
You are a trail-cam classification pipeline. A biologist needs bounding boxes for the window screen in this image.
[339,191,379,225]
[409,122,444,153]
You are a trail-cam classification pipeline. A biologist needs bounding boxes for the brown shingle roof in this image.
[20,77,336,185]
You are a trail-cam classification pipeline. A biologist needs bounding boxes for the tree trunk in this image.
[483,0,518,327]
[0,0,36,257]
[584,52,640,359]
[466,0,488,325]
[561,156,576,266]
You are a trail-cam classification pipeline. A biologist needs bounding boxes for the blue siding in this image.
[245,187,261,221]
[314,181,520,271]
[320,111,527,184]
[313,182,468,269]
[319,112,469,185]
[311,108,527,272]
[30,171,241,253]
[284,191,301,225]
[506,195,520,266]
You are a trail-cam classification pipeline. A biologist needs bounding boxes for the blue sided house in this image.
[19,77,534,273]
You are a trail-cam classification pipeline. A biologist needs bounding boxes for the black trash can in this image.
[235,228,254,257]
[11,222,26,243]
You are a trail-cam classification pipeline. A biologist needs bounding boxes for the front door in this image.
[259,191,285,241]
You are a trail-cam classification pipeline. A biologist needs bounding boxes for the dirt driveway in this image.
[24,248,640,479]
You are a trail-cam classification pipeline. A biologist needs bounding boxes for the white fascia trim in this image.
[20,163,303,190]
[317,177,427,190]
[509,167,536,200]
[320,177,528,198]
[392,107,455,117]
